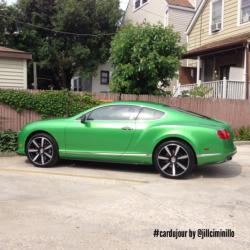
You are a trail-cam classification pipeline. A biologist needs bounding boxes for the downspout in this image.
[244,40,250,100]
[246,41,249,100]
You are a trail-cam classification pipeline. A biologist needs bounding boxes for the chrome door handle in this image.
[121,127,133,131]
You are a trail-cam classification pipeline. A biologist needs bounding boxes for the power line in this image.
[0,1,165,37]
[0,14,117,37]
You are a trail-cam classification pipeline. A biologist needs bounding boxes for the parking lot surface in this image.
[0,145,250,250]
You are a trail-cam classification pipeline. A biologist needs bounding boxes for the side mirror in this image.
[80,115,86,123]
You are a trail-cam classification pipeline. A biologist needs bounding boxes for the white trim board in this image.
[186,0,208,34]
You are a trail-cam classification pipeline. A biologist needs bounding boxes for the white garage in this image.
[0,46,32,89]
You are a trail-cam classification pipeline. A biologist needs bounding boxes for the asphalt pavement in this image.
[0,145,249,250]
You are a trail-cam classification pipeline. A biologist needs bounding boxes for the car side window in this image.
[137,108,164,120]
[87,105,140,121]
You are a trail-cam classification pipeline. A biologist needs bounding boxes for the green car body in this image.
[18,101,236,178]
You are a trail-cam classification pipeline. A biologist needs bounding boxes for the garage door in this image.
[0,58,27,89]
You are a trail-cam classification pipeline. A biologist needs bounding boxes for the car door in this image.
[126,107,166,155]
[65,105,141,157]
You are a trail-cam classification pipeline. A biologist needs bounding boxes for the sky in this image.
[6,0,129,10]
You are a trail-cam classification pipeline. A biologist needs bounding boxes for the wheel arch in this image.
[152,137,197,164]
[25,130,57,149]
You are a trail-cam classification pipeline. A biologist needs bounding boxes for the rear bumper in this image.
[197,148,237,166]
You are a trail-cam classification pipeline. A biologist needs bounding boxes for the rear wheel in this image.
[26,133,59,167]
[153,140,196,179]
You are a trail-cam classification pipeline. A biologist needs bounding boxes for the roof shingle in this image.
[0,46,32,60]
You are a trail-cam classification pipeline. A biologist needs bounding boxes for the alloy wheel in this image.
[157,143,190,177]
[27,137,54,166]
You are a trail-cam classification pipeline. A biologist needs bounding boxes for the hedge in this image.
[0,89,102,118]
[234,127,250,141]
[0,130,18,152]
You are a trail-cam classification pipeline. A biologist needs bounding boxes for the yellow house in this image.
[181,0,250,99]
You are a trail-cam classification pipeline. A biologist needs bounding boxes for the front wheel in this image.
[26,133,59,167]
[153,140,196,179]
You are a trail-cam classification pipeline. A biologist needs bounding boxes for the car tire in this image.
[153,140,196,179]
[26,133,59,168]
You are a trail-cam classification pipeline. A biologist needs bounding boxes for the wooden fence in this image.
[1,92,250,131]
[0,104,41,131]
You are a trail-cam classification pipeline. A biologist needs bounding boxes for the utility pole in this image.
[33,62,37,89]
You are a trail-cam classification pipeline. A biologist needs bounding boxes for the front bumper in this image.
[17,130,26,155]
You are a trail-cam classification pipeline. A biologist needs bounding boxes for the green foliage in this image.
[181,90,190,97]
[0,89,101,118]
[165,91,172,97]
[235,127,250,141]
[0,0,122,89]
[0,130,18,152]
[189,85,212,98]
[110,23,185,95]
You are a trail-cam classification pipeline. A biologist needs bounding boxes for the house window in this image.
[73,79,77,91]
[211,0,222,33]
[100,71,109,85]
[240,0,250,24]
[134,0,148,10]
[135,0,140,9]
[164,11,169,27]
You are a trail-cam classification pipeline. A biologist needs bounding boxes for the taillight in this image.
[217,129,231,140]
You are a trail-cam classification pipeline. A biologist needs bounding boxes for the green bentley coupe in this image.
[18,101,236,179]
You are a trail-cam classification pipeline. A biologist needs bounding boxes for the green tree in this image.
[110,23,185,95]
[0,0,122,89]
[0,1,20,44]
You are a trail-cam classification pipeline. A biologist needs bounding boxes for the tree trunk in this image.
[58,67,72,90]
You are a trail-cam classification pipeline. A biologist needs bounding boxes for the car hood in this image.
[21,117,69,131]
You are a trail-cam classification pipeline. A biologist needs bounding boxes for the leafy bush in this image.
[0,89,102,118]
[189,85,212,98]
[0,130,18,152]
[181,90,190,97]
[235,127,250,141]
[110,23,185,94]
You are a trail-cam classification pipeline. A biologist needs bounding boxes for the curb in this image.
[234,141,250,145]
[0,152,18,157]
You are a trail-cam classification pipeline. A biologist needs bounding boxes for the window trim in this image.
[164,10,169,27]
[136,107,166,121]
[78,105,167,122]
[100,70,110,85]
[209,0,224,35]
[84,105,142,121]
[237,0,250,26]
[133,0,149,12]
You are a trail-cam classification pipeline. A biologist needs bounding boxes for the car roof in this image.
[103,101,169,111]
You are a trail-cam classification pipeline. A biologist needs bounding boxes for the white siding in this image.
[168,7,195,43]
[189,0,203,9]
[91,63,112,93]
[0,58,27,89]
[123,0,166,25]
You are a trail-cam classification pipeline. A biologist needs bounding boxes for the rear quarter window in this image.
[137,108,165,120]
